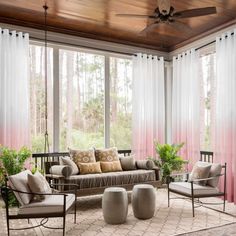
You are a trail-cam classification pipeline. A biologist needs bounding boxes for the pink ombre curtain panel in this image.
[214,29,236,203]
[0,29,30,149]
[132,54,165,160]
[172,49,200,165]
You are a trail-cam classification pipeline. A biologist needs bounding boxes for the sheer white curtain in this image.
[0,29,30,149]
[132,53,165,160]
[172,49,200,164]
[214,29,236,203]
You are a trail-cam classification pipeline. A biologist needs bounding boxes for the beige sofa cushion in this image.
[60,156,79,175]
[169,182,219,196]
[119,156,136,171]
[18,193,75,215]
[78,162,102,174]
[95,147,119,162]
[28,171,52,201]
[8,170,32,205]
[100,161,123,173]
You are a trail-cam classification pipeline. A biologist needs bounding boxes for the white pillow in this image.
[8,170,32,205]
[60,156,79,175]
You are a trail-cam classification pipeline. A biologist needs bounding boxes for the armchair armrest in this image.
[189,174,223,183]
[50,183,78,195]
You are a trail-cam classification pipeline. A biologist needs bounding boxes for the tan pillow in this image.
[28,171,52,201]
[189,161,211,185]
[69,148,96,167]
[100,161,123,173]
[61,156,79,175]
[8,170,32,205]
[78,162,102,175]
[95,147,119,162]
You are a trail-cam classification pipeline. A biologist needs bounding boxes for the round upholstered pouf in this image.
[132,184,156,219]
[102,187,128,224]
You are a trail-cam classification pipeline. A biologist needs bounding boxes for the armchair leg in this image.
[191,196,195,217]
[6,218,10,236]
[167,188,170,207]
[74,198,77,224]
[63,215,66,236]
[191,182,195,217]
[223,196,226,211]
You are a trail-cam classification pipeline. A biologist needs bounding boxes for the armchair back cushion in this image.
[188,161,211,185]
[28,171,52,200]
[8,170,32,205]
[207,163,222,187]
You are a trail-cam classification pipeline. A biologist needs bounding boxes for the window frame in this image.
[29,40,133,151]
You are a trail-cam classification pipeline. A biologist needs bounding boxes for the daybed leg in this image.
[74,197,77,224]
[28,218,30,224]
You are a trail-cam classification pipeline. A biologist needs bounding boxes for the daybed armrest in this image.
[152,167,161,181]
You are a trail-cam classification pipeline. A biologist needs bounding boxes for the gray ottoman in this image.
[132,184,156,219]
[102,187,128,224]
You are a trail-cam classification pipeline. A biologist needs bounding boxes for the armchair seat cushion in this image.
[169,182,219,196]
[18,193,75,215]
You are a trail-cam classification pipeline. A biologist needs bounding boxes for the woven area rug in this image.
[0,189,235,236]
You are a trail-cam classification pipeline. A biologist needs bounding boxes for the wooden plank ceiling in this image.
[0,0,236,52]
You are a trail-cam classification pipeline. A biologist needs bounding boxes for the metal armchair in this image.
[167,151,226,217]
[1,182,78,236]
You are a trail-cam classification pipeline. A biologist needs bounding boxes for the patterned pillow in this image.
[100,161,123,173]
[78,162,102,175]
[95,147,119,162]
[69,148,96,167]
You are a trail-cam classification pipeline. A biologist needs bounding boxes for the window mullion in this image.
[53,47,60,151]
[104,55,110,148]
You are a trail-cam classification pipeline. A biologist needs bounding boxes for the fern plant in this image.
[149,142,185,183]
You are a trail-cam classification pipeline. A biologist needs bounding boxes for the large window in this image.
[29,43,132,152]
[29,44,53,152]
[200,53,216,151]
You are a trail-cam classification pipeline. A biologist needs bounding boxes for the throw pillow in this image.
[119,155,136,170]
[28,171,52,201]
[78,162,102,175]
[207,163,222,187]
[49,165,73,178]
[8,170,32,205]
[136,160,154,170]
[60,156,79,175]
[69,148,96,167]
[100,161,123,173]
[95,147,119,162]
[188,161,212,185]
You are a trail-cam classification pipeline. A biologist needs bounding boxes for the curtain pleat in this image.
[172,49,200,165]
[0,29,30,149]
[132,54,165,160]
[214,29,236,203]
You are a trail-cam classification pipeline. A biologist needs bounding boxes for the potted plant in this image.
[0,145,31,206]
[148,142,186,183]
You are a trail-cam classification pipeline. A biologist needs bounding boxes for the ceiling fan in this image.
[116,0,217,34]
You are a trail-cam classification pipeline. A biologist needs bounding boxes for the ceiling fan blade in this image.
[116,14,155,19]
[139,22,160,35]
[173,7,216,18]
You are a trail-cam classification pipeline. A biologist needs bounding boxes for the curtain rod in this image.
[1,30,25,37]
[30,36,170,61]
[175,32,235,59]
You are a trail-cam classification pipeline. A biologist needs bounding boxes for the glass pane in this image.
[110,57,132,149]
[59,49,105,150]
[29,44,53,153]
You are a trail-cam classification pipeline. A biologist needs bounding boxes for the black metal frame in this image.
[1,183,78,236]
[167,151,227,217]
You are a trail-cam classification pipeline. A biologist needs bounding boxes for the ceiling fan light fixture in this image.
[157,0,171,15]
